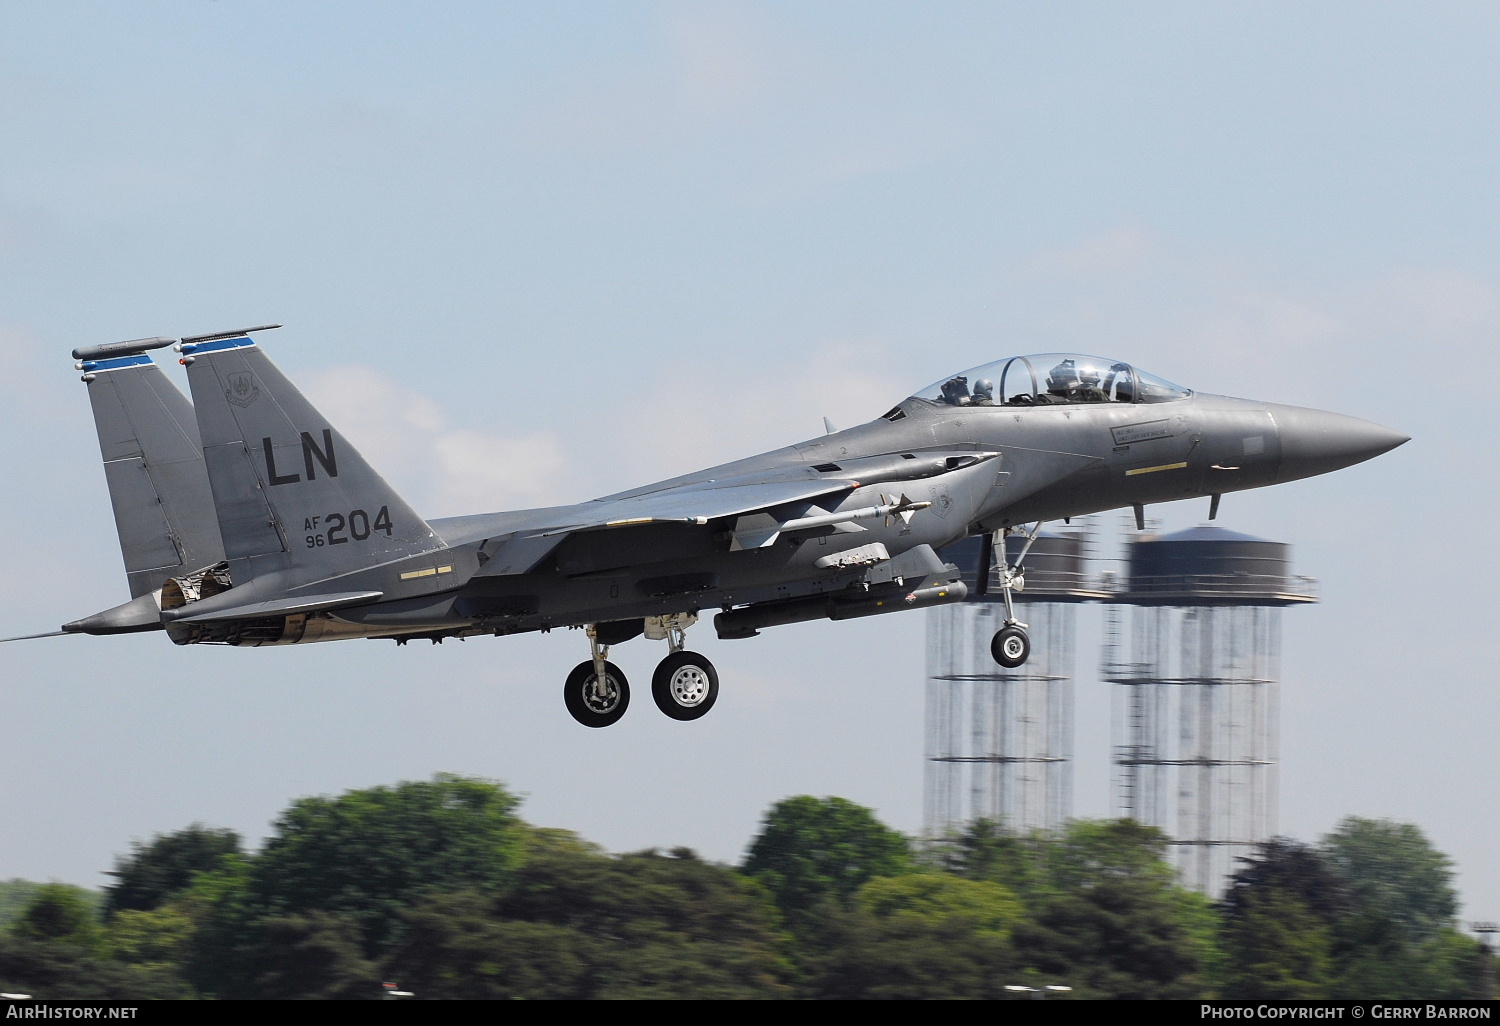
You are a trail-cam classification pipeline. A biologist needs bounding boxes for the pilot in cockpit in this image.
[939,375,971,405]
[1046,359,1108,403]
[970,379,996,406]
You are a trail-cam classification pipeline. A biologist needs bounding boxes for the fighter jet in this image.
[7,327,1406,727]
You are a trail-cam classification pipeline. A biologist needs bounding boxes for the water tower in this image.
[924,527,1106,837]
[1103,525,1317,895]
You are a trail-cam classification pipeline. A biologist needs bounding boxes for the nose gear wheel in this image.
[652,651,719,721]
[991,625,1030,669]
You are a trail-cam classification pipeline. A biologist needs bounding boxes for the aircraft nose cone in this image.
[1269,404,1409,484]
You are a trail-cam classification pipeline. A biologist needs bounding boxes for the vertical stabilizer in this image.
[79,349,225,597]
[180,333,442,585]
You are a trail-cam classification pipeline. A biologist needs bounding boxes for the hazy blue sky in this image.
[1,2,1495,920]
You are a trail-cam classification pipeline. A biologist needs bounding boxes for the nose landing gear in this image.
[983,523,1044,669]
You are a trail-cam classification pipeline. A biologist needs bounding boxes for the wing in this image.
[540,478,858,534]
[473,477,859,577]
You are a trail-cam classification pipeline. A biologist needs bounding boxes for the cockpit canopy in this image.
[910,353,1191,408]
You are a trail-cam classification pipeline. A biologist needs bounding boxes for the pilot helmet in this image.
[1047,359,1079,391]
[1076,363,1102,387]
[939,375,970,403]
[972,378,995,400]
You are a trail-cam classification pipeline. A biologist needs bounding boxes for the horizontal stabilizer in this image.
[0,630,71,644]
[169,590,384,624]
[63,593,163,635]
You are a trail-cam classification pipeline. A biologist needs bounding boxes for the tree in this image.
[248,774,526,955]
[385,833,790,999]
[381,890,588,1000]
[498,840,790,998]
[1218,839,1350,999]
[104,825,242,917]
[741,796,910,921]
[931,818,1048,901]
[0,885,186,999]
[224,912,380,1000]
[1320,820,1485,999]
[1219,833,1483,999]
[0,940,189,1000]
[1014,821,1217,999]
[0,881,44,934]
[1043,819,1183,894]
[856,872,1023,939]
[798,902,1021,999]
[789,872,1027,999]
[106,906,194,970]
[1220,886,1335,999]
[174,855,256,998]
[8,884,104,953]
[1221,838,1354,925]
[1332,908,1483,999]
[1320,818,1456,943]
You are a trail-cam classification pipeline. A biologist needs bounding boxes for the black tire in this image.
[563,660,630,728]
[651,651,719,721]
[991,626,1030,669]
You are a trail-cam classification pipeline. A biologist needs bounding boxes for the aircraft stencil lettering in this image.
[8,327,1407,728]
[305,507,393,548]
[261,430,339,486]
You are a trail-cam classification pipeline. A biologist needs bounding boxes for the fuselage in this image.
[303,385,1403,645]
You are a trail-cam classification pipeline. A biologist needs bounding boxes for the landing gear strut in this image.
[987,522,1043,669]
[564,625,630,728]
[648,614,718,721]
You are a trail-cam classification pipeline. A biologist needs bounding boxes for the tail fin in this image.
[78,342,226,597]
[180,330,442,585]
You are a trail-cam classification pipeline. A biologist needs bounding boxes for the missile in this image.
[779,493,932,533]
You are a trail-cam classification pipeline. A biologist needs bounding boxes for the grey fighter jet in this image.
[10,328,1406,727]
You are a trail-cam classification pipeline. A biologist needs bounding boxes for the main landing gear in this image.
[980,523,1044,669]
[564,625,630,728]
[563,614,718,728]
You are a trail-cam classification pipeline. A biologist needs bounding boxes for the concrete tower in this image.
[1103,525,1316,895]
[924,528,1106,837]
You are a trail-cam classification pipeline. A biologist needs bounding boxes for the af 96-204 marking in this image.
[304,507,392,548]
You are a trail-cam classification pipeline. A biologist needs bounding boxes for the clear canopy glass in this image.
[911,353,1191,408]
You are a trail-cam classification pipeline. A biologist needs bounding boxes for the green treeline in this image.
[0,775,1489,999]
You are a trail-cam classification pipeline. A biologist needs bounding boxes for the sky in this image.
[0,2,1495,921]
